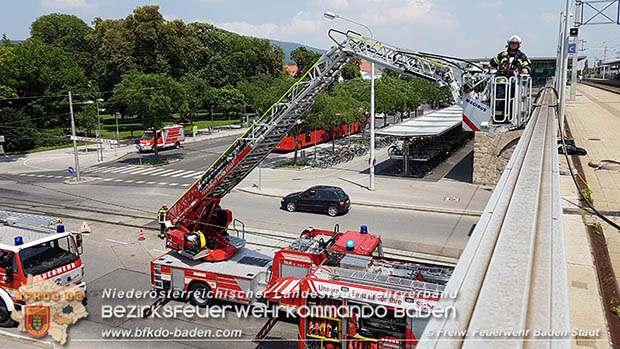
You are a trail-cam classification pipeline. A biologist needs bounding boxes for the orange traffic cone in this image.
[138,229,145,241]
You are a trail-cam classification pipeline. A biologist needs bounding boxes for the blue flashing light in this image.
[346,240,355,251]
[14,236,23,246]
[360,225,368,234]
[56,225,65,233]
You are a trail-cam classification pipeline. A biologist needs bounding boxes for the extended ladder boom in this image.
[167,31,466,228]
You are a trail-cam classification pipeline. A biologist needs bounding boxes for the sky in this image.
[2,0,620,64]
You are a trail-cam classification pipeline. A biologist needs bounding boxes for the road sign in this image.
[0,135,4,142]
[568,43,577,54]
[68,166,74,174]
[70,135,118,144]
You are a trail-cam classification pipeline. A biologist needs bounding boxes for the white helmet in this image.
[507,35,522,45]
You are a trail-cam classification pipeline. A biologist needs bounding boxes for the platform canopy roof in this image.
[376,105,462,138]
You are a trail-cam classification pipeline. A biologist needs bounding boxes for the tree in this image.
[0,46,17,99]
[215,86,245,121]
[30,13,96,79]
[308,93,365,152]
[341,58,362,80]
[0,107,36,152]
[11,39,90,128]
[89,5,200,90]
[109,71,186,157]
[290,47,322,77]
[179,74,208,126]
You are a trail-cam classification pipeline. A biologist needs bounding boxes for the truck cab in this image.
[0,212,85,327]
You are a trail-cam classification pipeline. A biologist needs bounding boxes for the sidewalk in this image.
[563,83,620,348]
[238,147,491,216]
[0,127,246,175]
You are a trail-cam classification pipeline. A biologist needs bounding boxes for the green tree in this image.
[109,71,186,157]
[215,86,245,121]
[179,74,208,126]
[0,46,17,99]
[308,93,365,152]
[290,47,322,77]
[0,107,36,152]
[11,39,90,128]
[89,5,200,89]
[341,59,362,80]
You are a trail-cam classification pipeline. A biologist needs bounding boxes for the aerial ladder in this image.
[161,30,533,262]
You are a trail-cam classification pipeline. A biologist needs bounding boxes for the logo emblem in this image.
[25,306,50,338]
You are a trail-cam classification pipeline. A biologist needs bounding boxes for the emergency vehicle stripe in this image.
[462,114,480,132]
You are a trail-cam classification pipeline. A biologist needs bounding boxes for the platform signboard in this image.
[69,135,118,144]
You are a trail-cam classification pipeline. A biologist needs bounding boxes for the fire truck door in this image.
[171,268,185,291]
[0,251,19,296]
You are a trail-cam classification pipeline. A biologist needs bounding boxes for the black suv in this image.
[281,186,351,217]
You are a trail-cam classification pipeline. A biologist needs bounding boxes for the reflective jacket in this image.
[490,50,532,75]
[158,208,168,223]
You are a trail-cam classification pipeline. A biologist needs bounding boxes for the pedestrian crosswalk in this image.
[82,165,205,179]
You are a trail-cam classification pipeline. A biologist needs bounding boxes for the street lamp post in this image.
[68,91,81,181]
[95,98,104,162]
[324,11,376,191]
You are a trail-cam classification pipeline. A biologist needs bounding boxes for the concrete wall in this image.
[473,130,523,185]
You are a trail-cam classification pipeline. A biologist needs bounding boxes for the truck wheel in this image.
[188,283,212,307]
[0,300,17,328]
[327,206,338,217]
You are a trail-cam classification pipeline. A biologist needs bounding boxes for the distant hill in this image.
[268,39,326,65]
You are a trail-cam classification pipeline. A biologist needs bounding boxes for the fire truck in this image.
[147,29,527,342]
[137,124,185,152]
[0,210,85,327]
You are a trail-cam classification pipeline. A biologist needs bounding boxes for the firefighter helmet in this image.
[507,35,522,46]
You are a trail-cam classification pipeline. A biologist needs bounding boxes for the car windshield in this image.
[141,131,155,140]
[334,188,348,201]
[18,236,79,276]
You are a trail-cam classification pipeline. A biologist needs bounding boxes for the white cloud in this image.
[312,0,350,10]
[218,21,279,38]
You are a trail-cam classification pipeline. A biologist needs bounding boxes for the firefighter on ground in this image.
[489,35,532,121]
[158,204,168,239]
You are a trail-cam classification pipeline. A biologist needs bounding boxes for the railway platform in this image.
[563,82,620,347]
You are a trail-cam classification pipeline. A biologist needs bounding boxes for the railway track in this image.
[581,79,620,94]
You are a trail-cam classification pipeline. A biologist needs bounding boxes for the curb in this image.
[0,329,53,348]
[64,177,99,185]
[236,188,483,217]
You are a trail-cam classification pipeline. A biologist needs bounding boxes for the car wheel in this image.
[327,206,338,217]
[188,283,212,307]
[286,202,296,212]
[175,142,180,149]
[0,300,16,328]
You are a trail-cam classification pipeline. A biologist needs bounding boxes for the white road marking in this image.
[148,169,177,176]
[55,176,64,178]
[160,170,186,177]
[125,180,134,183]
[136,180,145,184]
[159,182,168,185]
[113,179,123,182]
[169,183,178,186]
[106,238,128,245]
[103,178,114,181]
[18,173,27,176]
[181,183,190,187]
[146,181,156,184]
[35,174,45,177]
[126,167,154,175]
[170,170,194,178]
[181,171,203,178]
[107,166,132,173]
[45,175,54,178]
[193,174,202,178]
[138,168,166,175]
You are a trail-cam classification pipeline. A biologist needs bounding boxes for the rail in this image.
[418,88,571,348]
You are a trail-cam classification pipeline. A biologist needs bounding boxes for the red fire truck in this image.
[0,210,85,327]
[137,125,185,152]
[257,227,453,349]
